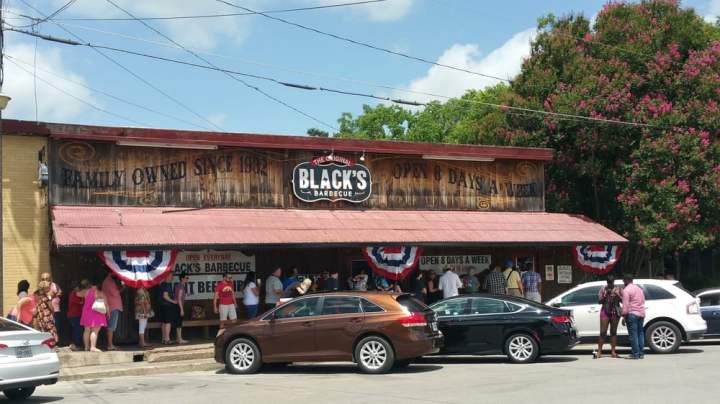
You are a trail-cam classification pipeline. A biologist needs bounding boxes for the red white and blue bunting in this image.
[572,245,623,275]
[362,246,421,281]
[98,250,178,288]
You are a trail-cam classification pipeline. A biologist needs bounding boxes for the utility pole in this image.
[0,0,11,314]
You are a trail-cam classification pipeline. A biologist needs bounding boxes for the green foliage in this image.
[306,128,330,137]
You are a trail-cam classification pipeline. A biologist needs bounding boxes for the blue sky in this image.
[2,0,717,135]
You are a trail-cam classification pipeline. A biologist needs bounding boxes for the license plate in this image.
[16,346,33,358]
[430,322,438,332]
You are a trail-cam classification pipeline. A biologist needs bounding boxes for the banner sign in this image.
[572,245,623,275]
[419,255,491,274]
[363,246,421,280]
[292,155,371,203]
[171,250,255,275]
[171,274,246,301]
[98,250,177,288]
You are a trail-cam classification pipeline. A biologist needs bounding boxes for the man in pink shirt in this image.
[622,274,646,359]
[102,273,124,351]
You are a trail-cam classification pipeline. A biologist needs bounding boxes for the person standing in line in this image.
[214,272,238,330]
[174,272,190,344]
[134,286,154,350]
[7,280,30,322]
[265,267,284,311]
[439,268,463,299]
[283,266,300,290]
[352,270,369,291]
[411,271,428,303]
[596,275,622,359]
[483,265,507,295]
[78,276,108,352]
[324,271,340,291]
[40,273,62,344]
[521,264,542,302]
[503,261,524,297]
[243,272,260,318]
[101,273,124,351]
[426,271,441,304]
[67,279,88,351]
[32,281,58,343]
[464,268,480,294]
[622,274,646,359]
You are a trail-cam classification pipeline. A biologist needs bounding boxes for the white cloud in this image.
[395,28,536,104]
[207,112,228,127]
[3,43,96,122]
[704,0,720,22]
[50,0,254,50]
[310,0,413,22]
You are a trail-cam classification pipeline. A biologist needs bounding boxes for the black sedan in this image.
[429,294,578,363]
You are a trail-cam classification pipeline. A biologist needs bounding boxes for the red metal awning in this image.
[50,206,627,250]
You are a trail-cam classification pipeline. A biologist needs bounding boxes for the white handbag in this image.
[92,298,107,314]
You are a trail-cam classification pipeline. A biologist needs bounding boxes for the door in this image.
[556,286,602,338]
[264,297,321,361]
[432,298,471,353]
[461,297,518,354]
[699,292,720,335]
[313,296,365,360]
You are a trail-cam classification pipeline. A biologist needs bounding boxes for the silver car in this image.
[0,317,59,400]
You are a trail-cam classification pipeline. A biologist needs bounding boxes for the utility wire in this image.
[213,0,512,83]
[12,0,76,28]
[7,26,660,129]
[102,0,337,131]
[16,0,222,131]
[7,56,151,127]
[48,0,389,21]
[5,53,213,130]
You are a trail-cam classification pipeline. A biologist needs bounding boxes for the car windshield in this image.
[0,318,28,332]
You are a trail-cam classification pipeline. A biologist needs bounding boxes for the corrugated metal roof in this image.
[50,206,627,250]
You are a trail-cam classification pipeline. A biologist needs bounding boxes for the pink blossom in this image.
[677,180,690,193]
[666,222,678,230]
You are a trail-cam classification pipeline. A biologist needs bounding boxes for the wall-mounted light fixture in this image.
[422,155,495,162]
[116,141,218,150]
[359,151,366,162]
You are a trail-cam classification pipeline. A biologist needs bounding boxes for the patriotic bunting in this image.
[362,246,421,281]
[572,245,623,275]
[98,250,178,288]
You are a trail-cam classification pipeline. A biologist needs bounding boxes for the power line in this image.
[102,0,337,131]
[7,26,660,129]
[11,0,77,28]
[48,0,389,22]
[16,0,222,131]
[7,56,151,127]
[4,53,213,130]
[213,0,513,83]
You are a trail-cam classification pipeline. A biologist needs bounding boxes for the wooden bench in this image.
[147,319,220,339]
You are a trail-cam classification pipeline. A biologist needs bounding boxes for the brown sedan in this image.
[214,292,442,374]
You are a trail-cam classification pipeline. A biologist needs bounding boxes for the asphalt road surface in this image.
[8,342,720,404]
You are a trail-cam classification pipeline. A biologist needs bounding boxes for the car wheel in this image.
[505,334,539,364]
[355,336,395,374]
[3,387,36,400]
[225,338,262,374]
[646,322,681,354]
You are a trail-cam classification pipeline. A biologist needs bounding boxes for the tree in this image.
[306,128,330,137]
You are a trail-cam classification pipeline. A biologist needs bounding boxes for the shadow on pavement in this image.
[215,363,443,375]
[0,396,64,403]
[417,356,578,364]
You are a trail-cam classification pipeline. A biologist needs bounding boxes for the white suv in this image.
[545,279,706,353]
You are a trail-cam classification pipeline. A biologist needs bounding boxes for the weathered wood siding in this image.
[50,140,544,211]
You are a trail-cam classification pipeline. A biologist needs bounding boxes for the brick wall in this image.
[2,134,49,314]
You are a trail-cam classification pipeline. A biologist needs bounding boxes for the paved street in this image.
[9,341,719,404]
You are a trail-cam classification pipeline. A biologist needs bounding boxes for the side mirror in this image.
[551,302,563,308]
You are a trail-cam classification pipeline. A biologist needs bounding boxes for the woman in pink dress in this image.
[78,277,109,352]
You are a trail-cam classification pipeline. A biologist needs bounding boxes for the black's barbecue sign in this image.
[292,155,371,203]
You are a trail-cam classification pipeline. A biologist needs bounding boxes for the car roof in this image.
[432,293,545,305]
[693,288,720,296]
[572,279,679,287]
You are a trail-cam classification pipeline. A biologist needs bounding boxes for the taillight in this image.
[41,338,56,348]
[0,343,7,349]
[399,312,427,327]
[687,302,699,315]
[551,315,571,324]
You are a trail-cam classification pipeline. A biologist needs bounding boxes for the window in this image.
[470,298,512,315]
[700,293,720,307]
[0,318,27,332]
[397,295,430,313]
[432,298,469,316]
[321,297,361,315]
[560,286,602,306]
[361,299,385,313]
[641,284,676,300]
[273,297,320,319]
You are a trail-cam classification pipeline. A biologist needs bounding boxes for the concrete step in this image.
[58,350,141,368]
[144,347,215,363]
[59,358,222,382]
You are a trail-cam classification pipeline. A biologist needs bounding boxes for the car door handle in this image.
[588,307,599,313]
[350,317,363,323]
[302,321,313,327]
